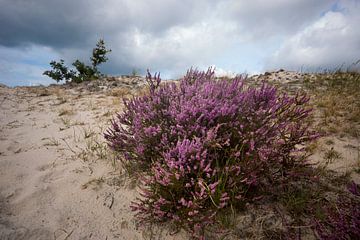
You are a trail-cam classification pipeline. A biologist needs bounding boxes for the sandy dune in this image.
[0,83,185,240]
[0,72,359,239]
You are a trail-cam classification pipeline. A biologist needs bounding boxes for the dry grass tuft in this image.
[58,107,75,116]
[81,177,104,190]
[27,87,51,96]
[108,87,132,97]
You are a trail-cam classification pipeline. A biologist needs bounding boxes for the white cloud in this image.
[266,0,360,71]
[109,19,238,77]
[214,67,237,78]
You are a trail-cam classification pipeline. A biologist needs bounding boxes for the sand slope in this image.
[0,84,185,240]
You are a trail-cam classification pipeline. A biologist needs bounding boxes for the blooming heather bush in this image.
[105,68,317,238]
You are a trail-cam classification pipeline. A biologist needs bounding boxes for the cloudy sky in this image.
[0,0,359,86]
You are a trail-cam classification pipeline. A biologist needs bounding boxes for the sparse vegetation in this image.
[59,117,71,130]
[43,137,60,147]
[304,71,360,139]
[82,127,96,139]
[81,177,105,190]
[324,147,342,164]
[58,107,75,116]
[108,87,132,97]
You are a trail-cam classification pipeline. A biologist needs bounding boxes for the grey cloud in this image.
[220,0,335,39]
[0,0,222,76]
[2,0,358,84]
[0,0,96,48]
[0,0,212,48]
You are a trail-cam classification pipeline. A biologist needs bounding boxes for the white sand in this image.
[0,85,185,240]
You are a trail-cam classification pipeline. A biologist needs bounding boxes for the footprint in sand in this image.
[0,135,7,141]
[40,172,55,184]
[36,163,55,172]
[0,224,52,240]
[39,168,66,184]
[6,120,23,129]
[6,141,22,154]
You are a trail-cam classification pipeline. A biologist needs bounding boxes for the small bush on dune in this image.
[44,39,111,83]
[105,68,318,238]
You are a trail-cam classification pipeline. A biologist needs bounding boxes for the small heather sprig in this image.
[314,196,360,239]
[348,181,360,196]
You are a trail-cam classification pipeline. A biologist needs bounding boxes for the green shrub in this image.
[43,39,111,83]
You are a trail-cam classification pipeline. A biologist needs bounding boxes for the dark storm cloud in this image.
[0,0,221,77]
[0,0,212,48]
[0,0,95,48]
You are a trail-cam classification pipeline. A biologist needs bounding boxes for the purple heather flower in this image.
[105,67,317,239]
